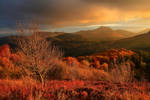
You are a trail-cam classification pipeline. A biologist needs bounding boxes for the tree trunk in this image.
[39,72,45,88]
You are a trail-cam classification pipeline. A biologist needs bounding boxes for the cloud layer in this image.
[1,0,150,31]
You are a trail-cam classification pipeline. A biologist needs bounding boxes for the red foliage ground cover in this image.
[0,80,149,100]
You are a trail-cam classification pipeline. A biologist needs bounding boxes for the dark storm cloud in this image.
[85,0,150,10]
[18,0,97,27]
[0,0,91,28]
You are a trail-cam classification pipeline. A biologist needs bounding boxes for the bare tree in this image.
[16,21,62,86]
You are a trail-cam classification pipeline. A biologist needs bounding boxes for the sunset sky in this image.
[1,0,150,33]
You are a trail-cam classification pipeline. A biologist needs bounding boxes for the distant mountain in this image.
[48,27,136,42]
[75,26,136,41]
[112,31,150,51]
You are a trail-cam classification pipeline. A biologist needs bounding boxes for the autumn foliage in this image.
[63,48,135,71]
[0,80,149,100]
[0,44,135,70]
[0,44,20,67]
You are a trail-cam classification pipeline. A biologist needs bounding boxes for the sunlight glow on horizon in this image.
[1,0,150,34]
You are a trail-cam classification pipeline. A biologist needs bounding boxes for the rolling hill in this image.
[0,27,148,56]
[112,31,150,51]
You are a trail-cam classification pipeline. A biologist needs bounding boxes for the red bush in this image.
[0,44,11,58]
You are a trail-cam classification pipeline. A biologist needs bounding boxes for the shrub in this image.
[109,62,134,83]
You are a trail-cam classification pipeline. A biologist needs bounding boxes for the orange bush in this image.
[63,57,79,67]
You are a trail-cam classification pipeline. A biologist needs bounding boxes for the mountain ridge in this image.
[75,26,136,41]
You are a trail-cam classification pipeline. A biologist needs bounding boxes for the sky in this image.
[1,0,150,33]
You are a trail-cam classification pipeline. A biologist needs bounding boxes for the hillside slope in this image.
[112,31,150,50]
